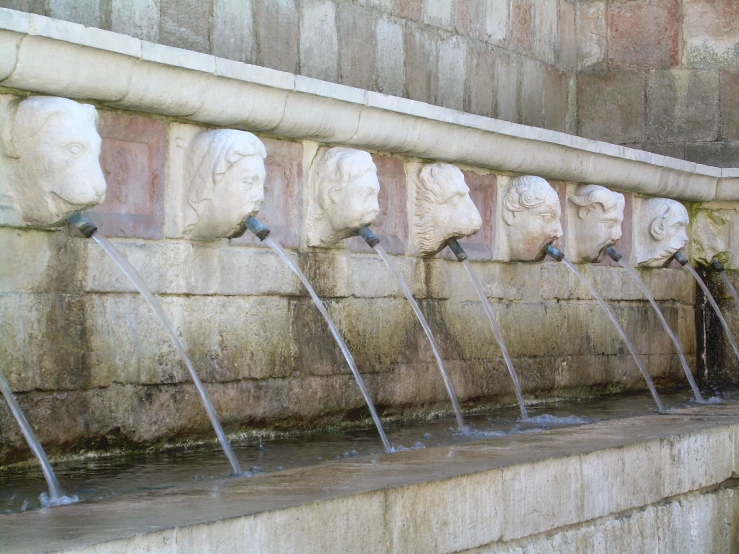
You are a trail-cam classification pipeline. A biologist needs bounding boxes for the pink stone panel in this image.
[510,0,533,53]
[232,137,303,248]
[607,0,679,70]
[348,154,408,255]
[458,170,496,261]
[89,112,166,239]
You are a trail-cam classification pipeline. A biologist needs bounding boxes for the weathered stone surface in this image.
[642,142,685,160]
[89,111,166,240]
[159,0,210,53]
[455,0,508,43]
[518,57,545,127]
[532,0,558,64]
[683,0,739,68]
[337,3,376,90]
[254,0,299,74]
[494,49,520,122]
[423,0,455,29]
[558,0,575,70]
[721,71,739,141]
[111,0,160,42]
[607,0,679,70]
[47,0,100,27]
[211,0,256,63]
[684,142,739,168]
[299,0,338,82]
[437,36,467,110]
[577,72,646,144]
[510,0,534,53]
[404,26,438,104]
[376,16,404,97]
[465,42,496,117]
[577,0,606,70]
[544,65,568,132]
[647,69,720,143]
[456,170,495,260]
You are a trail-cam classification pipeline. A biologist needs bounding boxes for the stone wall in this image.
[0,86,698,460]
[0,0,576,133]
[576,0,739,167]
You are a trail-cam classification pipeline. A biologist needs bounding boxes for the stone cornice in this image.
[1,8,737,202]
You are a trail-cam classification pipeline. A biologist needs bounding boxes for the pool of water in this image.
[0,388,727,514]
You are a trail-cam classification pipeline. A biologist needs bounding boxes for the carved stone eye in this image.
[66,143,84,157]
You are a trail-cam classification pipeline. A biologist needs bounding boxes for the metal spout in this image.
[605,246,622,262]
[245,216,270,241]
[673,251,689,266]
[712,258,726,272]
[545,244,565,262]
[67,212,97,238]
[446,238,468,262]
[358,226,380,247]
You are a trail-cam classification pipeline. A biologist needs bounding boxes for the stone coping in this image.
[1,404,738,553]
[1,8,737,203]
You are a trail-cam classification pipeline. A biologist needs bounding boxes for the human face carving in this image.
[569,186,625,263]
[327,163,381,233]
[505,193,563,262]
[635,198,690,267]
[213,155,266,237]
[652,207,689,266]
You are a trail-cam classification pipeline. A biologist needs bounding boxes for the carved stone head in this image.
[183,129,266,240]
[0,96,106,227]
[412,163,482,256]
[692,210,729,267]
[501,176,562,261]
[567,185,625,263]
[306,147,380,247]
[634,198,689,267]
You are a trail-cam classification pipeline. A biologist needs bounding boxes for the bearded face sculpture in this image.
[500,175,563,262]
[0,96,106,228]
[305,147,381,248]
[411,163,482,256]
[567,185,625,263]
[634,198,689,267]
[183,129,267,240]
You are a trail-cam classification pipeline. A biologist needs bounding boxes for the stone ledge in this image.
[0,8,735,202]
[1,405,738,553]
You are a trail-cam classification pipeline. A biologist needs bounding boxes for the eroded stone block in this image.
[577,72,646,144]
[683,0,739,68]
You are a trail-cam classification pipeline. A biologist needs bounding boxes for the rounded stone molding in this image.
[408,162,482,257]
[181,129,267,241]
[495,175,563,262]
[305,147,381,248]
[566,185,625,264]
[0,95,106,228]
[633,198,690,268]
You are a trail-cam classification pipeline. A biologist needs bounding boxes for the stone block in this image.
[231,137,304,249]
[558,0,575,70]
[0,292,88,391]
[683,0,739,68]
[395,0,422,21]
[455,0,508,43]
[721,71,739,141]
[299,0,338,82]
[159,0,210,54]
[494,50,519,122]
[337,3,376,90]
[423,0,454,29]
[111,0,160,42]
[47,0,100,27]
[0,1,45,16]
[684,142,739,168]
[544,65,568,132]
[211,0,256,63]
[647,70,720,143]
[255,0,299,74]
[347,154,408,255]
[376,17,405,97]
[577,72,646,144]
[607,0,679,70]
[518,57,544,127]
[88,111,166,240]
[642,142,685,160]
[465,42,496,117]
[510,0,533,53]
[532,0,558,64]
[85,240,194,294]
[404,26,438,104]
[385,470,504,552]
[437,36,466,110]
[577,0,606,70]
